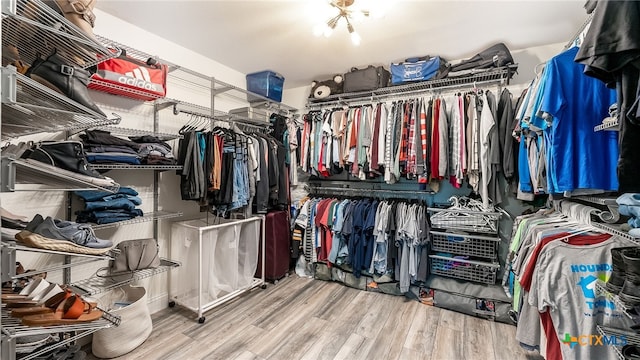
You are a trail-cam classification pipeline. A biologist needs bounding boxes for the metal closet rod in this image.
[564,12,594,49]
[307,78,505,109]
[306,186,434,197]
[174,106,272,131]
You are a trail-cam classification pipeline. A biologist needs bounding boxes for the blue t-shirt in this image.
[539,47,618,193]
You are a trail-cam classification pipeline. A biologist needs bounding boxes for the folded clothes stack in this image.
[15,214,113,255]
[80,129,176,165]
[617,193,640,238]
[75,186,144,225]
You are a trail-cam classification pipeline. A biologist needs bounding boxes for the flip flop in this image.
[21,295,103,326]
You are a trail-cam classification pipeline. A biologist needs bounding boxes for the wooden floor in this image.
[86,276,543,360]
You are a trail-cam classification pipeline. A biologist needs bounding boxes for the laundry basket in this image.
[92,285,151,358]
[169,216,264,322]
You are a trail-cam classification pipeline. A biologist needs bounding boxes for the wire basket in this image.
[430,231,500,260]
[428,207,501,234]
[429,254,499,284]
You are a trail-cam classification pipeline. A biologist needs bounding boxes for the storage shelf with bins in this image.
[428,207,502,284]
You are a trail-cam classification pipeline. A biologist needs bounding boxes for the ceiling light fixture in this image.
[313,0,374,46]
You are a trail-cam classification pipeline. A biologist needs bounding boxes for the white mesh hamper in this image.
[91,285,152,358]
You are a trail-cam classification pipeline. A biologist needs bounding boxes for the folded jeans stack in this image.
[75,186,143,224]
[617,194,640,238]
[80,130,176,165]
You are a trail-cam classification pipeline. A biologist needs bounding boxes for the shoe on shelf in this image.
[34,216,113,249]
[25,50,105,117]
[2,278,50,302]
[16,216,113,255]
[1,207,30,230]
[21,294,103,326]
[22,141,101,178]
[43,0,97,40]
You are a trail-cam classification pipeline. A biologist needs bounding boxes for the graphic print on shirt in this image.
[570,262,614,311]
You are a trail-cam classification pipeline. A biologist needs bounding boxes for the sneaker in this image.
[33,216,112,249]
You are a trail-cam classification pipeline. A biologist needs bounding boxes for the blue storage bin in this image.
[246,70,284,103]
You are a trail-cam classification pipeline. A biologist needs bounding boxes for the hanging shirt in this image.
[479,91,496,209]
[539,47,618,193]
[437,98,449,179]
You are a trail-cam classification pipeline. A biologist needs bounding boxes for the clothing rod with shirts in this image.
[305,185,434,198]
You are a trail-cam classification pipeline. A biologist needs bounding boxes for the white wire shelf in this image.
[2,0,116,69]
[597,325,638,360]
[1,307,120,338]
[94,126,181,141]
[428,207,501,235]
[2,305,119,360]
[89,164,182,171]
[69,258,180,296]
[156,98,273,129]
[593,223,640,243]
[573,196,618,206]
[1,242,112,283]
[1,67,121,141]
[594,117,620,132]
[1,157,120,193]
[595,280,633,319]
[307,65,517,108]
[90,210,183,231]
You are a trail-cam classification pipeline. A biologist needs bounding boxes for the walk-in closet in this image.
[1,1,639,359]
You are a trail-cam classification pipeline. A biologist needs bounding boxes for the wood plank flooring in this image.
[85,276,543,360]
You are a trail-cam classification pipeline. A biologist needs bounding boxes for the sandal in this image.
[11,290,72,317]
[12,290,97,318]
[5,283,62,308]
[21,295,103,326]
[2,278,50,302]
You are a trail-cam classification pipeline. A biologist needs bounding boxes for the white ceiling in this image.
[95,0,589,89]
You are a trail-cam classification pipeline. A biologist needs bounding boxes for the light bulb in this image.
[324,26,334,38]
[313,23,326,37]
[351,31,361,46]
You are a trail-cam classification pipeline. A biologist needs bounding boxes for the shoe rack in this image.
[0,1,150,359]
